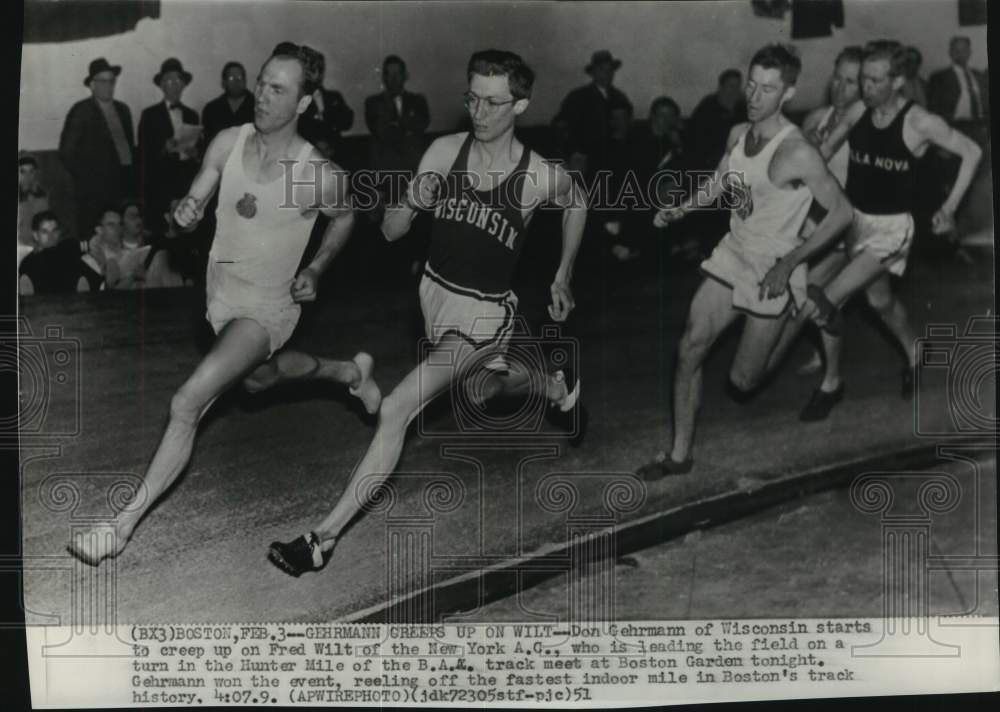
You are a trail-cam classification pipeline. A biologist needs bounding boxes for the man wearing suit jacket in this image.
[201,61,255,146]
[928,36,989,144]
[365,55,431,177]
[554,50,633,177]
[59,58,136,241]
[365,55,432,275]
[138,58,201,233]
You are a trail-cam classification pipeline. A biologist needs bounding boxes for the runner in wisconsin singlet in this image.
[426,133,532,295]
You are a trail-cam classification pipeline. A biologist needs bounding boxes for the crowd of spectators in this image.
[18,37,989,296]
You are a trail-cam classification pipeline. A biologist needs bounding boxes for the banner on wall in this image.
[23,0,160,43]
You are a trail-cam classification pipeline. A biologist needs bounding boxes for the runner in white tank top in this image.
[766,46,864,382]
[68,45,382,567]
[639,44,852,479]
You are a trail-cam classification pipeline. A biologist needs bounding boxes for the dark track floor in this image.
[19,235,994,623]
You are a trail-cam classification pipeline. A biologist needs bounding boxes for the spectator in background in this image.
[632,96,685,178]
[201,61,254,145]
[365,55,432,275]
[625,96,689,261]
[59,57,136,243]
[139,58,201,235]
[118,199,187,289]
[275,43,354,159]
[19,211,86,295]
[365,55,430,180]
[900,46,928,107]
[682,69,747,257]
[685,69,747,171]
[86,207,149,290]
[555,50,633,178]
[928,36,989,145]
[603,99,638,261]
[18,153,49,248]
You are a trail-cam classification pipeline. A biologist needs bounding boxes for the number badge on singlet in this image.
[236,192,258,219]
[726,173,754,220]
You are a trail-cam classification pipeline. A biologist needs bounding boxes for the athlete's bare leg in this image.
[863,274,919,369]
[68,318,271,565]
[309,333,482,547]
[243,350,382,413]
[813,250,918,393]
[728,309,791,394]
[764,249,848,375]
[666,278,741,464]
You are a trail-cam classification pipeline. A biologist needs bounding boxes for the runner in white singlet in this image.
[638,44,852,479]
[762,46,864,381]
[68,44,382,566]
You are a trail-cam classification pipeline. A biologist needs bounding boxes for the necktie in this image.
[964,68,981,119]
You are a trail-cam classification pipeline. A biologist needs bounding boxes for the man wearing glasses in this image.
[268,49,588,577]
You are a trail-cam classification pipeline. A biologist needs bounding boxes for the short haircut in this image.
[650,96,680,116]
[32,209,58,231]
[467,49,535,100]
[718,68,742,86]
[835,45,864,68]
[100,205,122,221]
[862,39,908,78]
[383,55,406,73]
[951,35,971,47]
[221,61,245,81]
[18,154,37,168]
[270,42,324,96]
[749,44,802,86]
[609,97,633,117]
[119,198,143,215]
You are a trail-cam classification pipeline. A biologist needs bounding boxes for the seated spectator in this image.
[19,211,88,295]
[683,69,746,258]
[685,68,747,171]
[624,96,690,261]
[632,96,685,177]
[18,153,50,247]
[87,207,149,290]
[121,199,186,288]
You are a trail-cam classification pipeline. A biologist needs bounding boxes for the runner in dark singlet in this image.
[796,40,981,420]
[269,49,589,577]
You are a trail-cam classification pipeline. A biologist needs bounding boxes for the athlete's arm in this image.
[537,157,588,321]
[291,158,356,303]
[654,122,743,228]
[801,106,828,145]
[381,135,454,242]
[759,139,852,300]
[817,100,864,160]
[172,127,239,233]
[909,106,982,234]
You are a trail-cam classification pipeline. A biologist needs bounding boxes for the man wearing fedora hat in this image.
[138,58,202,234]
[59,57,137,242]
[555,50,633,178]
